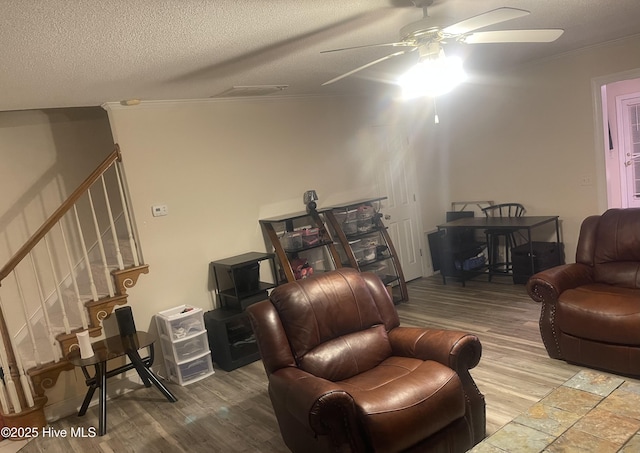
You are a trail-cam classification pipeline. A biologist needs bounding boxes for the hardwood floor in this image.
[20,275,583,452]
[397,275,581,434]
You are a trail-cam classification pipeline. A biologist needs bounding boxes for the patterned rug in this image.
[470,369,640,453]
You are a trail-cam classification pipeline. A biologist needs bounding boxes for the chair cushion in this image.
[557,284,640,345]
[300,325,392,381]
[338,357,465,452]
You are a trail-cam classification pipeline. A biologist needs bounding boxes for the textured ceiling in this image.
[1,0,640,111]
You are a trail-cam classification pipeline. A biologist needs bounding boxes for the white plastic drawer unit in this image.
[155,304,214,386]
[164,352,214,386]
[160,331,209,364]
[156,305,205,341]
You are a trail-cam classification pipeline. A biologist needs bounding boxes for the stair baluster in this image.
[59,222,89,330]
[28,251,61,362]
[0,299,22,412]
[13,269,42,366]
[101,174,124,270]
[43,236,71,334]
[87,188,115,297]
[73,204,99,302]
[114,163,140,267]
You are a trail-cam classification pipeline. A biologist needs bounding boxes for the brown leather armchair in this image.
[246,268,485,453]
[527,208,640,377]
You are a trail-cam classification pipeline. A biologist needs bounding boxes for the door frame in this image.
[592,68,640,210]
[615,92,640,207]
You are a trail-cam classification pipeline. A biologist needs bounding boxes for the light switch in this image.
[152,204,168,217]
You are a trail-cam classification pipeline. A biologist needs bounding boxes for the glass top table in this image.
[67,331,177,436]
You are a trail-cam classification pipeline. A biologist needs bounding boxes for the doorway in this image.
[369,124,425,282]
[615,92,640,207]
[596,73,640,209]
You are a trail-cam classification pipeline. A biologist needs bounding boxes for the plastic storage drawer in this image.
[164,351,214,385]
[156,305,205,341]
[160,330,209,364]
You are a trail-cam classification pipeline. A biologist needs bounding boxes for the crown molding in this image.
[101,93,372,111]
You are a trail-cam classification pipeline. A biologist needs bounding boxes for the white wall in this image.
[105,96,402,332]
[0,108,114,263]
[426,34,640,261]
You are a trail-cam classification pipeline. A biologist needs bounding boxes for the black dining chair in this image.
[481,203,526,280]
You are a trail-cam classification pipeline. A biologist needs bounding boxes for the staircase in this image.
[0,145,148,432]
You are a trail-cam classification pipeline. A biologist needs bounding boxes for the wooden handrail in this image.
[0,145,122,283]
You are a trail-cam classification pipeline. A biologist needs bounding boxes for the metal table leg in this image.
[78,370,98,417]
[126,348,177,403]
[97,361,107,436]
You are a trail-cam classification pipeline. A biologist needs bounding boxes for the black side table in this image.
[67,331,177,436]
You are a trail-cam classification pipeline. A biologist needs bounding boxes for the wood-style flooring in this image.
[19,274,583,452]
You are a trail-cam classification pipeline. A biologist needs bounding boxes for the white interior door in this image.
[370,125,424,282]
[617,93,640,208]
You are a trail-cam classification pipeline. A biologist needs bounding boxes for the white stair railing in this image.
[0,145,142,421]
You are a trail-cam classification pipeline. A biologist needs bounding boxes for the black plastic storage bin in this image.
[512,241,565,284]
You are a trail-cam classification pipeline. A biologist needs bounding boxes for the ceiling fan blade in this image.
[321,42,414,53]
[463,29,564,44]
[322,49,413,86]
[443,7,530,35]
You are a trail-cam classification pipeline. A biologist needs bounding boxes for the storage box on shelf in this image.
[352,239,377,265]
[155,305,214,386]
[324,197,408,303]
[259,209,342,284]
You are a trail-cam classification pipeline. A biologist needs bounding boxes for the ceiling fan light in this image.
[398,55,466,99]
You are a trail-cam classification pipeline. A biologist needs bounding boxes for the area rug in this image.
[470,369,640,453]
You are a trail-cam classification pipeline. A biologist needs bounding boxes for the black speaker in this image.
[115,306,137,337]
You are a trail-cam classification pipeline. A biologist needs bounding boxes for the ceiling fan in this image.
[321,0,564,89]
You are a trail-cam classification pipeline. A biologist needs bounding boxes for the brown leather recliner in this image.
[527,208,640,377]
[246,268,485,453]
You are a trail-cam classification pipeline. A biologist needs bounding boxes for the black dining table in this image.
[436,215,561,279]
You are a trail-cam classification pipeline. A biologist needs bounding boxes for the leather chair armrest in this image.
[269,367,359,437]
[388,327,481,373]
[388,327,486,442]
[526,263,594,303]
